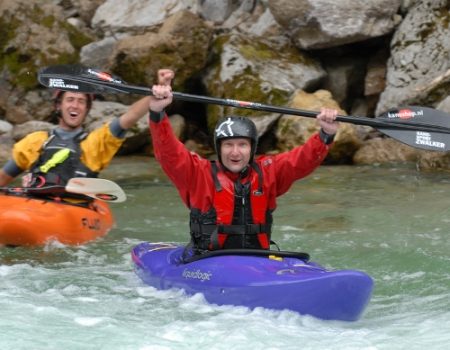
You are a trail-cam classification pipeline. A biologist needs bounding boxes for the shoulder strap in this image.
[250,162,263,194]
[40,131,54,150]
[210,161,222,192]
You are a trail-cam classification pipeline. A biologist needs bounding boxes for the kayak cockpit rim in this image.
[182,248,310,264]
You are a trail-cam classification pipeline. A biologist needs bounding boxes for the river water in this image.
[1,156,449,350]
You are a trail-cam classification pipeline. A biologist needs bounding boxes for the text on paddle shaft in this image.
[415,131,445,149]
[387,109,424,119]
[87,69,123,84]
[48,78,79,90]
[182,268,212,282]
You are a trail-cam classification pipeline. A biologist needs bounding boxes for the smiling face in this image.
[219,137,252,173]
[57,92,90,130]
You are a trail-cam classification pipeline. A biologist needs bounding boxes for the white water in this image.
[1,159,449,349]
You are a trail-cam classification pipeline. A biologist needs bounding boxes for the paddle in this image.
[38,64,450,152]
[0,177,127,203]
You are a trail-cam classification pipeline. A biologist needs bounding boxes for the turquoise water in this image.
[1,157,449,349]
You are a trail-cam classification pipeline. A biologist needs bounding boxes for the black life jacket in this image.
[29,129,98,186]
[189,161,272,252]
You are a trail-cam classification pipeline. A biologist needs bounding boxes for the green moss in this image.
[0,15,18,53]
[437,5,450,28]
[27,4,91,50]
[206,71,290,131]
[240,43,275,60]
[205,35,297,132]
[41,15,56,29]
[112,48,175,88]
[63,22,93,51]
[405,4,450,42]
[212,34,230,54]
[278,118,295,135]
[112,28,211,91]
[238,37,314,66]
[418,22,436,41]
[0,4,86,91]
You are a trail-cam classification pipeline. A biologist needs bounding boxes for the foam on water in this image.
[1,163,450,349]
[1,242,450,349]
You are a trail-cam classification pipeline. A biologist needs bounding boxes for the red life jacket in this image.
[189,161,272,251]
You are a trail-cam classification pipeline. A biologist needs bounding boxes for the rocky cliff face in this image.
[1,0,449,170]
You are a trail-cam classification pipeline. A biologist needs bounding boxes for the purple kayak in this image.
[131,242,373,321]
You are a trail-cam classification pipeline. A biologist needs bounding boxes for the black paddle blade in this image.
[376,106,450,152]
[38,64,131,94]
[38,64,151,95]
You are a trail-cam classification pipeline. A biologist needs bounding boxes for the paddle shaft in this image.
[38,72,450,134]
[0,177,126,203]
[0,186,118,203]
[1,185,80,197]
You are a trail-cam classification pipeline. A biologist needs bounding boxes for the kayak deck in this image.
[132,242,373,321]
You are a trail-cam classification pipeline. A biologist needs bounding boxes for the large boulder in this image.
[92,0,199,34]
[275,90,361,164]
[376,0,450,113]
[353,137,419,164]
[268,0,401,49]
[203,33,326,129]
[106,10,213,92]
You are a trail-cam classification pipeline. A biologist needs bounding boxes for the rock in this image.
[80,35,129,69]
[92,0,199,34]
[0,0,93,124]
[0,121,12,161]
[275,89,362,163]
[417,151,450,171]
[0,120,13,138]
[199,0,235,23]
[353,137,418,164]
[268,0,401,49]
[106,10,213,91]
[12,121,54,141]
[87,100,149,155]
[203,33,326,126]
[376,0,450,113]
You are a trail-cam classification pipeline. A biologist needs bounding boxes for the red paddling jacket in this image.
[150,114,331,252]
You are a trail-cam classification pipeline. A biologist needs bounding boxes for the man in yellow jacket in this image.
[0,69,174,187]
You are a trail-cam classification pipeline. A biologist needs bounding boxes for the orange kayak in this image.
[0,193,114,246]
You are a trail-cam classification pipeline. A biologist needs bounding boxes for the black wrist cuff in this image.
[149,110,165,123]
[319,128,335,145]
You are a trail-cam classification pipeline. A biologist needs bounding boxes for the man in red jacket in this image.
[149,76,339,254]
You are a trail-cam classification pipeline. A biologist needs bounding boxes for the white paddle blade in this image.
[66,178,127,203]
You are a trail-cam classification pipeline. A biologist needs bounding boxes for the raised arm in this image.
[119,69,174,129]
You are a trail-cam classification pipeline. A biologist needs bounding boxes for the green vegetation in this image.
[205,35,306,131]
[0,4,92,91]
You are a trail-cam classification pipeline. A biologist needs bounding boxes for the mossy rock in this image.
[204,33,322,132]
[109,10,213,92]
[0,1,93,91]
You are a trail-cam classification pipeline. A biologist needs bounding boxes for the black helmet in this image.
[214,116,258,163]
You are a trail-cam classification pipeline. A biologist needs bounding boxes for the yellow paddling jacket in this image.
[12,123,124,184]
